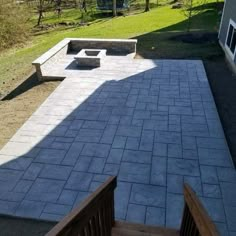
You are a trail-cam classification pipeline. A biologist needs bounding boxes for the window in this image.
[226,20,236,59]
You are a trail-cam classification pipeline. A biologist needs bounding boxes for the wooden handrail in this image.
[180,184,220,236]
[46,176,117,236]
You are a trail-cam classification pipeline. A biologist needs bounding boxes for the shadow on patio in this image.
[0,57,234,236]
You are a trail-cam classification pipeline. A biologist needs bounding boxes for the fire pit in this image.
[74,49,107,67]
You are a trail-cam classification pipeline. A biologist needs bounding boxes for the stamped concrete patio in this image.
[0,55,235,236]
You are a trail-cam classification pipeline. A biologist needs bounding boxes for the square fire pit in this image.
[74,49,107,67]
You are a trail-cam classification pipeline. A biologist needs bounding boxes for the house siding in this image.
[219,0,236,65]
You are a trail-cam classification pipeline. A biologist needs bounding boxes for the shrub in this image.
[0,0,30,50]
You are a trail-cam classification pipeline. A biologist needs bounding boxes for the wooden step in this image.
[112,227,158,236]
[112,221,179,236]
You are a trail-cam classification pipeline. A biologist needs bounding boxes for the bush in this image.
[0,0,30,50]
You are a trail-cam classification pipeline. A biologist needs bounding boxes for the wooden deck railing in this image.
[180,184,220,236]
[46,176,117,236]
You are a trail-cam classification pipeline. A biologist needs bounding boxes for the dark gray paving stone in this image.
[168,144,182,158]
[103,164,120,175]
[197,137,228,150]
[155,131,181,144]
[151,157,167,186]
[14,180,33,193]
[184,176,202,196]
[82,121,106,130]
[225,206,236,231]
[117,125,142,138]
[89,181,102,192]
[168,158,200,176]
[100,125,117,144]
[22,163,43,181]
[217,167,236,183]
[143,119,168,131]
[169,106,192,115]
[146,206,165,226]
[65,172,93,191]
[130,184,166,207]
[139,130,154,151]
[16,200,45,218]
[182,136,197,150]
[203,184,221,198]
[58,190,78,205]
[0,200,19,215]
[200,165,218,184]
[153,143,167,157]
[74,156,92,172]
[26,178,65,202]
[198,148,232,167]
[0,169,22,192]
[215,223,229,236]
[81,143,110,158]
[88,158,106,174]
[166,193,184,229]
[73,191,90,208]
[0,191,25,202]
[0,157,33,171]
[69,120,84,130]
[119,162,150,184]
[108,115,120,125]
[44,203,71,215]
[182,123,209,137]
[115,182,132,220]
[122,150,152,164]
[76,129,103,143]
[107,149,123,164]
[167,174,183,194]
[93,174,110,182]
[35,149,67,164]
[182,149,198,159]
[200,197,226,223]
[126,137,140,150]
[169,115,180,125]
[50,142,71,150]
[112,136,126,149]
[126,204,146,224]
[133,110,150,120]
[39,164,72,180]
[207,119,225,138]
[220,182,236,207]
[181,115,206,124]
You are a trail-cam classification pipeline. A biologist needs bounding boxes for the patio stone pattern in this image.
[0,56,235,236]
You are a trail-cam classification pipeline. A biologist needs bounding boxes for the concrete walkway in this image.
[0,58,235,236]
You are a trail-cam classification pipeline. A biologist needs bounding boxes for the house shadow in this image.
[0,60,197,230]
[133,7,223,59]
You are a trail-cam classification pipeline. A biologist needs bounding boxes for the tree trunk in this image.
[145,0,150,12]
[187,0,193,32]
[113,0,117,17]
[82,0,87,12]
[37,10,43,26]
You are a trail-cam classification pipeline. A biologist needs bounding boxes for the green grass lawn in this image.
[0,0,223,95]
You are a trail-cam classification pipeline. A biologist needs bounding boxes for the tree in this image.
[182,0,193,32]
[145,0,150,12]
[113,0,117,16]
[181,0,206,32]
[34,0,52,26]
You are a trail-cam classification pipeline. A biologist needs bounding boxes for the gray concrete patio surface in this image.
[0,56,235,236]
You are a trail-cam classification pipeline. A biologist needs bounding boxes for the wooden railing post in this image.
[180,184,220,236]
[46,176,117,236]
